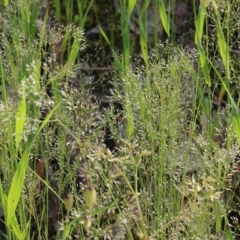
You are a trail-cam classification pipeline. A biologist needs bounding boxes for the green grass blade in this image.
[128,0,137,17]
[195,3,206,45]
[68,34,82,64]
[209,61,240,144]
[198,44,211,87]
[18,0,31,35]
[137,6,149,67]
[78,0,94,28]
[37,103,61,135]
[3,0,9,5]
[6,103,60,224]
[54,0,61,22]
[0,182,8,216]
[179,50,210,118]
[120,1,131,68]
[98,26,122,71]
[195,2,211,87]
[212,0,230,77]
[11,214,28,239]
[6,136,32,225]
[158,0,170,37]
[233,116,240,144]
[98,26,111,46]
[15,82,26,150]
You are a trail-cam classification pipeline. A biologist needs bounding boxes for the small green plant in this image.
[0,0,240,239]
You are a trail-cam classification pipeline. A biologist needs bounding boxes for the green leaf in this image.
[209,61,240,145]
[68,37,81,64]
[158,0,170,37]
[138,12,148,66]
[6,103,60,224]
[212,0,230,77]
[195,4,206,45]
[198,44,211,87]
[0,182,8,216]
[11,214,28,239]
[15,83,26,150]
[233,116,240,144]
[6,136,32,224]
[98,26,122,71]
[36,103,61,135]
[98,26,111,45]
[78,0,94,28]
[128,0,137,17]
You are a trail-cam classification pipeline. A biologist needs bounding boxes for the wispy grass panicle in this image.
[0,0,240,239]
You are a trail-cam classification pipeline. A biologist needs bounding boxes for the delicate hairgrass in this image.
[0,0,239,239]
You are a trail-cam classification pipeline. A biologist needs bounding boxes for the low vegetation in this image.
[0,0,240,239]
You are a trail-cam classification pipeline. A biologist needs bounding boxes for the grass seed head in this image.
[64,192,73,215]
[83,215,91,231]
[82,187,97,210]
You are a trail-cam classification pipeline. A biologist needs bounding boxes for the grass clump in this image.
[0,0,240,239]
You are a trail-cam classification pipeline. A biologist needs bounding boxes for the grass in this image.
[0,0,240,239]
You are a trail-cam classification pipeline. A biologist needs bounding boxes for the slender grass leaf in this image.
[128,0,137,17]
[98,26,111,46]
[179,50,209,111]
[11,214,27,239]
[68,37,81,64]
[15,84,26,150]
[200,0,210,7]
[195,3,206,45]
[0,182,7,217]
[158,0,170,37]
[6,136,32,225]
[21,0,30,23]
[212,2,230,77]
[78,0,94,28]
[19,0,31,34]
[209,62,238,115]
[233,116,240,144]
[209,61,240,144]
[138,12,148,66]
[54,0,61,22]
[120,1,131,68]
[27,165,63,204]
[98,26,122,71]
[37,103,61,135]
[198,44,211,87]
[6,103,60,224]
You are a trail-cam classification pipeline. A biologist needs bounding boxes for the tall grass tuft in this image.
[0,0,240,239]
